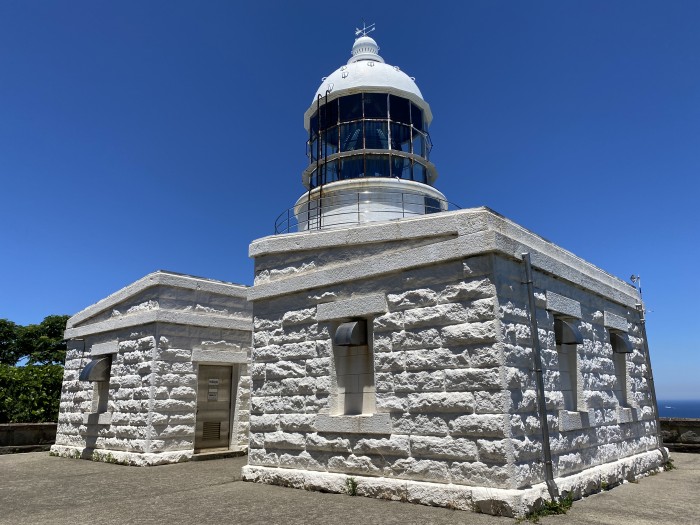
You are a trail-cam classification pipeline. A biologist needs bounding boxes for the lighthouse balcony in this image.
[275,179,459,234]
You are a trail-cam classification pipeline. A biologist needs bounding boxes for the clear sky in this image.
[1,1,698,400]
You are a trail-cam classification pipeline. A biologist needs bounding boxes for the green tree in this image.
[0,319,20,365]
[0,315,69,365]
[0,364,64,423]
[17,315,70,365]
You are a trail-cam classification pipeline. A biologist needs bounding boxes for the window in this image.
[80,355,112,414]
[363,93,388,119]
[554,317,582,412]
[610,331,632,407]
[332,320,375,415]
[339,94,363,122]
[389,95,410,124]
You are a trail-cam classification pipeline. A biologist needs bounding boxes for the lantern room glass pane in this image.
[390,123,411,152]
[389,95,411,124]
[339,94,363,122]
[340,122,364,152]
[425,196,441,214]
[365,121,389,149]
[321,159,339,184]
[310,137,318,161]
[412,131,425,157]
[310,114,318,137]
[340,156,364,180]
[364,93,388,119]
[413,162,427,183]
[365,155,390,177]
[323,126,339,155]
[411,103,424,131]
[392,155,412,180]
[320,99,338,130]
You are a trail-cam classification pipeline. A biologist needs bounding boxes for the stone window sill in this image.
[617,406,637,424]
[315,413,391,434]
[83,412,112,425]
[558,409,592,432]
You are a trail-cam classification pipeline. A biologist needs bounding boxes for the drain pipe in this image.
[521,253,559,501]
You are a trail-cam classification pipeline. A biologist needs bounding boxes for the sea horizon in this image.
[657,399,700,419]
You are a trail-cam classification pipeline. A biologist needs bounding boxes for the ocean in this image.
[657,399,700,419]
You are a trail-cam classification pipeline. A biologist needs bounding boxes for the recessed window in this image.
[554,318,582,412]
[610,331,632,407]
[332,320,375,416]
[80,355,112,414]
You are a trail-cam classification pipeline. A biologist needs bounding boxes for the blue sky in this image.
[1,1,698,399]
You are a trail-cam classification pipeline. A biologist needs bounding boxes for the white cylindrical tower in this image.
[278,31,449,233]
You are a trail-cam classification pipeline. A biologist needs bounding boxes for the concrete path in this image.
[1,452,697,524]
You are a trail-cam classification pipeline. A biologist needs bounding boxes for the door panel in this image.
[195,365,232,451]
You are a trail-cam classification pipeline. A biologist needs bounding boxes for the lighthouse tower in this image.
[247,26,665,518]
[277,29,450,232]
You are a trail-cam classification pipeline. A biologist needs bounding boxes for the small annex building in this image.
[50,271,252,465]
[240,32,667,517]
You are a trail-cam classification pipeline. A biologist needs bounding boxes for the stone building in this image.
[50,271,252,465]
[241,33,666,516]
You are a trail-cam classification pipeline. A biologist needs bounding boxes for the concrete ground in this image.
[1,452,697,525]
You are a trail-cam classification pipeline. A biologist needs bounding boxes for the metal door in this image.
[195,365,232,451]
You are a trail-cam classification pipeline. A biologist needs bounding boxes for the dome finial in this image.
[349,22,384,64]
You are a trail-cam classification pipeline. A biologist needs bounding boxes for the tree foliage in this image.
[0,319,20,365]
[0,315,69,423]
[0,364,64,423]
[0,315,69,365]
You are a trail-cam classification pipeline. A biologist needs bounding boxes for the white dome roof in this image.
[305,34,431,129]
[313,60,424,102]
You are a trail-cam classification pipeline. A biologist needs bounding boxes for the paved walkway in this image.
[1,452,697,524]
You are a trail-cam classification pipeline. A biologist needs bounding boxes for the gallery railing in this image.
[274,190,460,234]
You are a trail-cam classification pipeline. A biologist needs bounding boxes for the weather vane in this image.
[355,22,376,38]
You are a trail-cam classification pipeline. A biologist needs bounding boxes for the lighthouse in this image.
[276,27,451,233]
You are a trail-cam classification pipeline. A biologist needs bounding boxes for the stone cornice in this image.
[67,270,248,329]
[65,309,252,339]
[248,208,639,307]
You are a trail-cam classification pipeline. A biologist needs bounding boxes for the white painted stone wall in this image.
[243,208,665,516]
[51,272,252,465]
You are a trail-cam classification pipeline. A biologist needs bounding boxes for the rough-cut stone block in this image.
[387,289,438,311]
[282,308,316,326]
[442,321,498,345]
[437,278,495,303]
[404,348,462,371]
[328,454,381,475]
[444,368,501,391]
[354,435,410,456]
[408,392,475,413]
[390,457,450,482]
[375,352,405,372]
[394,371,445,392]
[391,414,449,436]
[450,414,506,437]
[450,461,510,488]
[265,361,306,379]
[278,414,316,431]
[373,312,404,332]
[264,431,306,449]
[403,303,469,329]
[410,436,478,460]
